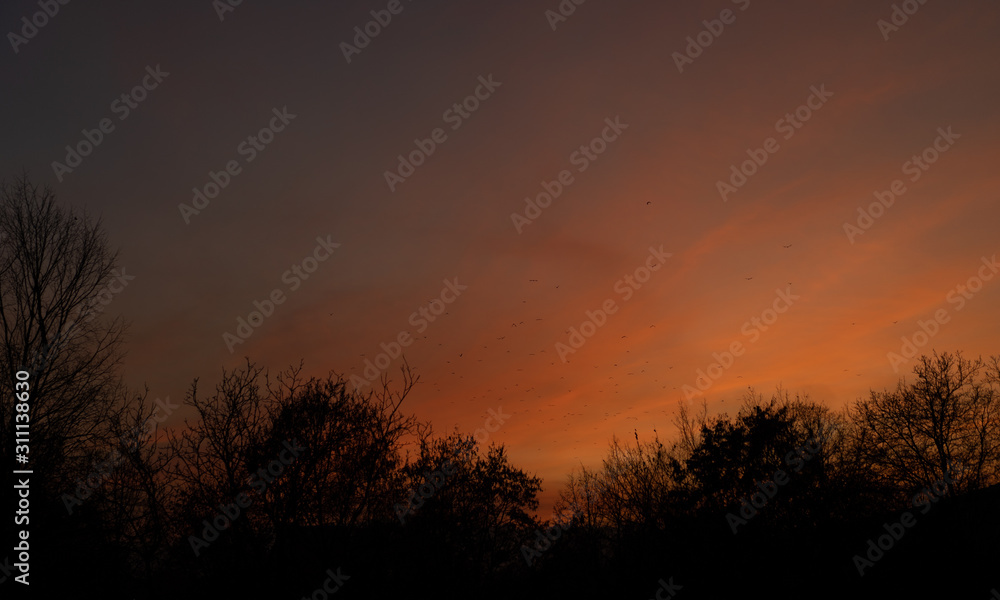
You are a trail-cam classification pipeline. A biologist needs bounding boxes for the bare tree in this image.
[672,398,709,461]
[167,358,270,523]
[0,173,127,487]
[165,357,428,578]
[260,360,425,530]
[849,351,1000,495]
[557,430,679,541]
[555,464,609,530]
[94,388,175,587]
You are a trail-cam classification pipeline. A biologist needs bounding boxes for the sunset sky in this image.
[3,0,999,513]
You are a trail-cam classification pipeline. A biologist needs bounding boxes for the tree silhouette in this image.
[3,190,995,600]
[849,350,1000,495]
[92,388,174,593]
[0,173,127,487]
[258,361,423,531]
[168,359,269,520]
[400,431,542,581]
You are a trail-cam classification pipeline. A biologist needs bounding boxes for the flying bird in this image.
[783,244,792,248]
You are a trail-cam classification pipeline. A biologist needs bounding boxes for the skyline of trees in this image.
[3,174,998,598]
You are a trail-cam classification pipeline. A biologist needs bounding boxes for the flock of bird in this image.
[343,240,886,455]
